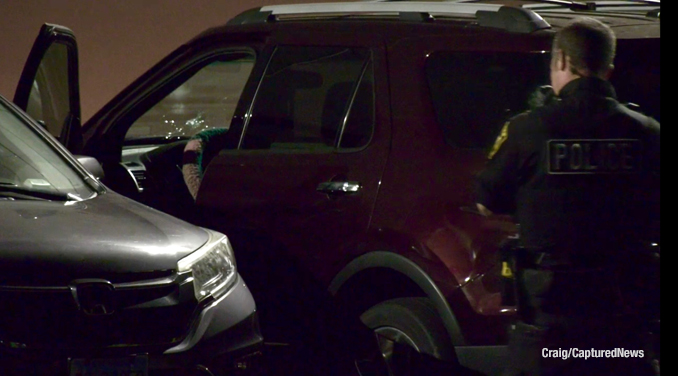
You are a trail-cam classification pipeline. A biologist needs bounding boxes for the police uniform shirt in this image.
[475,77,659,260]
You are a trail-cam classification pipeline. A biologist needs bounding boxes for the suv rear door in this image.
[375,30,552,314]
[197,28,390,281]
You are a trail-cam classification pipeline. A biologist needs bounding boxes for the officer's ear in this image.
[601,64,614,80]
[552,49,567,72]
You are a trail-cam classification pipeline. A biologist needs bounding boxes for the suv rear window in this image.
[426,51,550,150]
[612,38,660,122]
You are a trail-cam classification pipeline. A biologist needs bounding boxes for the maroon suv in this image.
[13,1,660,375]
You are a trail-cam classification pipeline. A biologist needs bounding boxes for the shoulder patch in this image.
[488,121,510,160]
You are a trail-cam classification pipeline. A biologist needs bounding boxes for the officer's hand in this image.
[527,85,557,109]
[476,203,493,217]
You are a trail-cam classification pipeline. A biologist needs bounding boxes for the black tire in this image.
[360,297,455,362]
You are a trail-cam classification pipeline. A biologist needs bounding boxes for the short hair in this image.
[552,17,616,77]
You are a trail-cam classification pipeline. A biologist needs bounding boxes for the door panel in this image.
[198,41,389,283]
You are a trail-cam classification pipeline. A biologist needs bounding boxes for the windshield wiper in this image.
[0,183,75,201]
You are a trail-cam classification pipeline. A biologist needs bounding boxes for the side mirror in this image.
[75,155,104,180]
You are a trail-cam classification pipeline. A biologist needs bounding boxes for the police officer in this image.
[475,17,660,375]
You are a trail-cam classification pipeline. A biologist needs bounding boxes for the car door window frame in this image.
[82,45,266,166]
[124,51,256,146]
[115,48,258,147]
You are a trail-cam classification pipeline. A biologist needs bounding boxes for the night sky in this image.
[0,0,332,121]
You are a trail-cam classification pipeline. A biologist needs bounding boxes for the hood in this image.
[0,191,209,286]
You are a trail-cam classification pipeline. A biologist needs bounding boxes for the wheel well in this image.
[329,251,466,346]
[333,267,427,320]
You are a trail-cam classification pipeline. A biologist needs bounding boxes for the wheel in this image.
[360,297,455,375]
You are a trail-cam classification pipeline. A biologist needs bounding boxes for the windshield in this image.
[0,99,95,200]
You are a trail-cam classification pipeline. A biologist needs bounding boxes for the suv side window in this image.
[241,46,373,151]
[426,51,550,149]
[125,53,255,144]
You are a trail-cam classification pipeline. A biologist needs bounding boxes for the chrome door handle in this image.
[316,181,362,195]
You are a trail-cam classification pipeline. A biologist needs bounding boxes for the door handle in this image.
[316,181,362,195]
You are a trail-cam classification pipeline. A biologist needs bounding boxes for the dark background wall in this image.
[0,0,330,121]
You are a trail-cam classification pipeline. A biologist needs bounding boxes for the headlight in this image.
[178,230,237,302]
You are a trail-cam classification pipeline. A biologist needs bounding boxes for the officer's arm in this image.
[474,120,521,215]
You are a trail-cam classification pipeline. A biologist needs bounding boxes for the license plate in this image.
[69,355,148,376]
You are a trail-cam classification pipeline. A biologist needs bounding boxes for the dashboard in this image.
[121,145,159,193]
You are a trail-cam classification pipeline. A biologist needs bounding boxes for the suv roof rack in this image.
[476,6,551,33]
[527,0,597,11]
[228,1,551,33]
[646,8,660,18]
[524,0,660,12]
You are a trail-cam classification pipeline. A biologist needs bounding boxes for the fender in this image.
[328,251,465,346]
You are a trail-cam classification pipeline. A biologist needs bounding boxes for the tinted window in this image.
[612,38,660,122]
[426,52,550,149]
[242,46,373,151]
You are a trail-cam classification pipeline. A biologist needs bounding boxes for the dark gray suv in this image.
[0,95,261,375]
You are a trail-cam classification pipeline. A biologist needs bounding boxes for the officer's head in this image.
[550,17,616,95]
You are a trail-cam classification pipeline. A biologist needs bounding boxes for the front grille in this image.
[0,275,197,350]
[0,269,175,287]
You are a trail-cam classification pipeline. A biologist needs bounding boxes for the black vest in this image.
[514,78,659,261]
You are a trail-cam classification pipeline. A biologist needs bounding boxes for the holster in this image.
[499,240,556,323]
[499,238,523,307]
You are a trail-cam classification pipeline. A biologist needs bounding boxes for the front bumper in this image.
[0,274,263,375]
